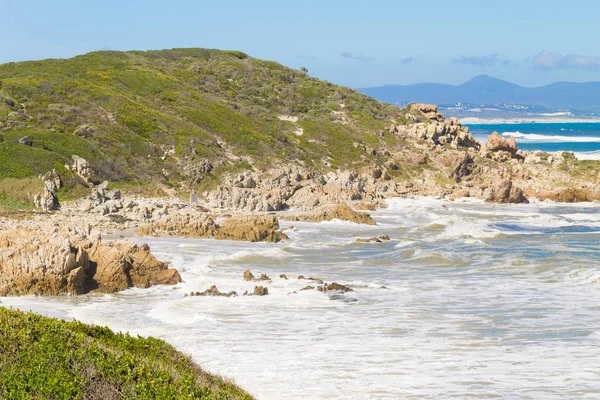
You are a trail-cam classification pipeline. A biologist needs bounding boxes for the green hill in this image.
[0,48,405,195]
[0,308,253,399]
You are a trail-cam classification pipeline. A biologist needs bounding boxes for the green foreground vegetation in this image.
[0,308,253,400]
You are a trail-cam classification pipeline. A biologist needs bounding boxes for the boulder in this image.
[285,204,376,225]
[317,282,353,293]
[73,124,97,137]
[487,132,518,153]
[409,104,445,122]
[214,215,288,243]
[482,180,528,204]
[0,227,180,296]
[68,155,93,182]
[253,286,269,296]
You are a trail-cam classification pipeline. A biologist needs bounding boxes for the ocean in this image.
[466,122,600,160]
[4,198,600,399]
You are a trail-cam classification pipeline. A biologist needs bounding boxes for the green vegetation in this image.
[0,48,405,193]
[0,308,253,400]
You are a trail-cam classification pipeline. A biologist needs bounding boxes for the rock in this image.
[73,124,97,137]
[18,136,30,145]
[253,286,269,296]
[279,274,288,279]
[487,132,518,153]
[354,201,378,211]
[301,285,314,291]
[34,171,61,212]
[379,235,390,241]
[189,285,237,297]
[243,270,254,281]
[243,270,270,282]
[135,213,217,238]
[298,275,306,280]
[68,155,93,182]
[257,273,270,281]
[0,227,180,296]
[355,237,382,243]
[409,104,444,122]
[482,180,528,204]
[317,282,353,293]
[285,204,376,225]
[214,215,288,243]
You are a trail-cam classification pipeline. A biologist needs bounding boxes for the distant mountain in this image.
[360,75,600,113]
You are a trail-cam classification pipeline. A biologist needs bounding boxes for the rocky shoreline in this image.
[1,104,599,297]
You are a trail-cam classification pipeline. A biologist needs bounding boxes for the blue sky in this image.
[2,0,600,88]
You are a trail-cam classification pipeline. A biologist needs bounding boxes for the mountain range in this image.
[359,75,600,113]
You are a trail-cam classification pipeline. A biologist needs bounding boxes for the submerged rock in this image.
[317,282,354,293]
[188,285,237,297]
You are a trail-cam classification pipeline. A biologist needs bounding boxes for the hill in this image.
[0,307,253,399]
[359,75,600,113]
[0,48,404,199]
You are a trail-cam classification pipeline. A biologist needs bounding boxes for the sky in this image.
[2,0,600,88]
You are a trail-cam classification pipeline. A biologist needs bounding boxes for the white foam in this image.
[574,150,600,160]
[503,131,600,143]
[4,198,600,399]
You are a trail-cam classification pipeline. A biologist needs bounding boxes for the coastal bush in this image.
[0,308,254,399]
[0,48,403,187]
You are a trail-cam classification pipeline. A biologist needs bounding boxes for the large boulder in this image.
[482,180,528,204]
[487,132,518,153]
[214,215,288,243]
[0,226,180,296]
[409,103,445,122]
[34,170,62,212]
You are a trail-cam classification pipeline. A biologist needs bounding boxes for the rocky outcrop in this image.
[317,282,353,293]
[482,180,528,204]
[284,204,376,225]
[73,124,97,138]
[243,270,271,281]
[186,285,237,297]
[253,286,269,296]
[135,212,216,238]
[136,213,287,243]
[214,215,288,243]
[34,170,61,212]
[355,235,390,243]
[482,132,522,162]
[487,132,518,153]
[67,155,93,183]
[0,226,180,296]
[389,115,480,150]
[409,104,444,122]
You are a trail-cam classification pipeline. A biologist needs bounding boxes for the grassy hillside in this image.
[0,308,253,399]
[0,48,404,197]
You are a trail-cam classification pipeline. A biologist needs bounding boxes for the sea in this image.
[467,122,600,160]
[3,123,600,399]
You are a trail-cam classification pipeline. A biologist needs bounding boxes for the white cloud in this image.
[533,51,600,71]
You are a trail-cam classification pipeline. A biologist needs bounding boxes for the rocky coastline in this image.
[1,104,599,297]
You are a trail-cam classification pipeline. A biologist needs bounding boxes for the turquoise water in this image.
[466,123,600,158]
